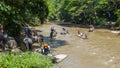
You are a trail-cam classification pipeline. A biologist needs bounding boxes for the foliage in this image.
[1,0,120,39]
[46,0,120,26]
[0,0,48,38]
[0,52,52,68]
[45,0,64,20]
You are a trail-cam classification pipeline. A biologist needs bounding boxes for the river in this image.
[35,22,120,68]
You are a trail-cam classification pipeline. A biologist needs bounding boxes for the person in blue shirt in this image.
[24,27,32,38]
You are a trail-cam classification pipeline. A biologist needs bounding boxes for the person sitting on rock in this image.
[0,24,8,50]
[42,43,50,55]
[32,28,39,43]
[24,27,32,38]
[33,29,38,36]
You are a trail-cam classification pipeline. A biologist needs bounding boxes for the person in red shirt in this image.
[78,29,80,34]
[33,29,38,36]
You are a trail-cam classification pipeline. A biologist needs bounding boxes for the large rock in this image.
[5,37,17,49]
[52,54,68,63]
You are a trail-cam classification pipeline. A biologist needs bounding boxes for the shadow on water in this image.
[49,40,68,48]
[56,22,74,27]
[56,22,109,30]
[44,36,68,48]
[31,36,68,49]
[36,29,42,32]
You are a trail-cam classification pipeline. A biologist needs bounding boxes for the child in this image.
[42,43,50,55]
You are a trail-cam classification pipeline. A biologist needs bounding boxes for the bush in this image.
[115,18,120,27]
[0,52,52,68]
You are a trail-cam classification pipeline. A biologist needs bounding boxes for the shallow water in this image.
[35,23,120,68]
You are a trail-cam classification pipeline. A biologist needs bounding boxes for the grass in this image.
[0,52,52,68]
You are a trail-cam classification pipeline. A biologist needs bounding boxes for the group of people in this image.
[50,26,94,39]
[23,25,94,55]
[0,23,94,55]
[77,24,94,39]
[23,27,50,55]
[0,25,50,55]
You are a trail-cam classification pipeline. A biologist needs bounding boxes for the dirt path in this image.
[35,22,120,68]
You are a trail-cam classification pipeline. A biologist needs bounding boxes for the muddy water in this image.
[35,23,120,68]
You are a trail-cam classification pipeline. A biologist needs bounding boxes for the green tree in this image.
[54,0,120,26]
[0,0,49,45]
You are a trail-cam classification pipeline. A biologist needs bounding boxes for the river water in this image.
[35,23,120,68]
